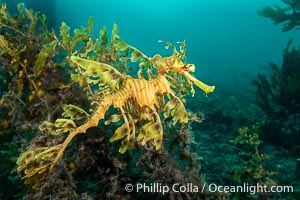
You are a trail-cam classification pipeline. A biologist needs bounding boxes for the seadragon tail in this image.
[16,96,113,188]
[50,95,113,169]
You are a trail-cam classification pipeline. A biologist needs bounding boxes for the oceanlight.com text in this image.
[124,182,293,195]
[208,183,293,195]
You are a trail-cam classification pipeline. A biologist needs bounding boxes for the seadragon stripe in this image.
[109,75,172,109]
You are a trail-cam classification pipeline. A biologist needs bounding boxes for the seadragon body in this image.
[17,38,215,188]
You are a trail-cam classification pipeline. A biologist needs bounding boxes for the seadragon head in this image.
[151,40,215,96]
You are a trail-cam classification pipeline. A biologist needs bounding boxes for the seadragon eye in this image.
[188,64,195,72]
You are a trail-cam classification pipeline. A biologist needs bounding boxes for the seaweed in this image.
[251,40,300,148]
[0,2,112,198]
[258,0,300,31]
[230,123,277,200]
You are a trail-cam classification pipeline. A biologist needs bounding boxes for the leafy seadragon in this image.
[16,35,215,188]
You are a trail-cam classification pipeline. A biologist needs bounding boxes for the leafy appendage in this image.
[16,145,62,189]
[71,55,124,91]
[164,98,189,125]
[61,104,90,121]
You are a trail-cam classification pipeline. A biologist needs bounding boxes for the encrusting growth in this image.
[16,31,215,189]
